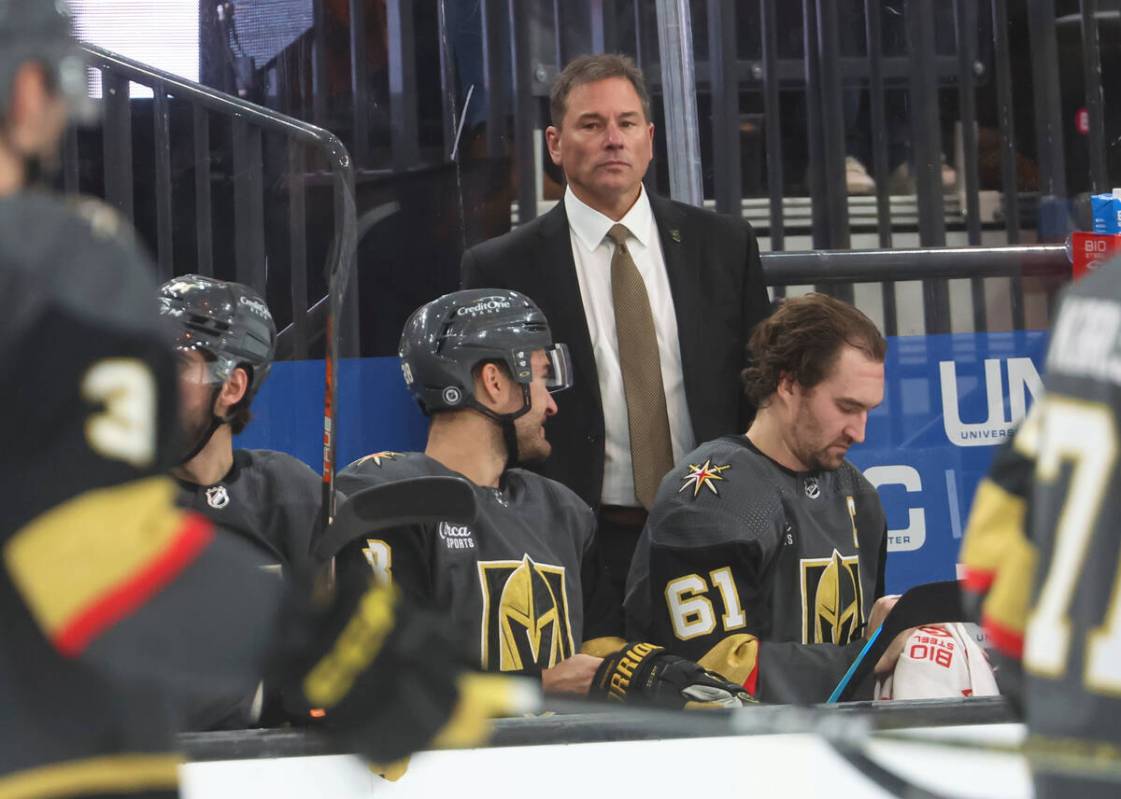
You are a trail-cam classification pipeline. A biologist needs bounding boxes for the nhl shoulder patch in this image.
[678,459,731,498]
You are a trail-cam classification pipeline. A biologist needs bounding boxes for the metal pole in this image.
[802,0,828,248]
[152,86,174,280]
[906,0,946,247]
[815,0,850,252]
[707,0,741,216]
[654,0,704,206]
[1080,0,1107,194]
[508,0,538,223]
[1026,0,1069,240]
[760,0,784,251]
[954,0,982,246]
[192,107,213,276]
[481,0,508,157]
[991,0,1020,244]
[865,0,892,249]
[954,0,985,332]
[387,0,419,171]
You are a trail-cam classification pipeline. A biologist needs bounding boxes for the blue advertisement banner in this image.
[239,331,1049,594]
[847,331,1048,592]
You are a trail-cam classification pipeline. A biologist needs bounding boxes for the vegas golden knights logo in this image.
[800,549,864,645]
[478,555,575,672]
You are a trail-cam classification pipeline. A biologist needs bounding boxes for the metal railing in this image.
[232,0,1113,249]
[761,243,1071,335]
[64,43,358,362]
[75,4,1094,354]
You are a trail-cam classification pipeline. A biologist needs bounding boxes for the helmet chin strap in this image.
[467,384,533,471]
[177,384,230,466]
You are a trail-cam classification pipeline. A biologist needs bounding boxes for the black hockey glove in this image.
[590,642,754,709]
[276,581,534,764]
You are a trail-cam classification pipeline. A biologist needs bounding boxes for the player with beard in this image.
[160,275,322,582]
[625,293,898,703]
[158,274,326,729]
[329,289,753,707]
[0,2,536,788]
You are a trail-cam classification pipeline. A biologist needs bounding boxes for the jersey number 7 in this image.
[1023,398,1121,693]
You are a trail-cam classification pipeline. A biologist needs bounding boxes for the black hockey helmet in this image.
[0,0,95,124]
[399,288,571,417]
[157,274,277,401]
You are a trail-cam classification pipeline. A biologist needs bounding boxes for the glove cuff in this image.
[591,641,663,702]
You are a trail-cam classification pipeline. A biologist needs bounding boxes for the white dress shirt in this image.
[564,187,696,507]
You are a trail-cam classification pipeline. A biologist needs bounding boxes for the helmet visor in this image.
[175,349,233,386]
[544,343,573,393]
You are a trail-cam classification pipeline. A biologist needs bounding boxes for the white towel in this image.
[874,623,999,700]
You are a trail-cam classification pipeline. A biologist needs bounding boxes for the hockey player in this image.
[0,1,519,792]
[158,275,327,728]
[960,262,1121,797]
[625,293,898,703]
[160,275,321,581]
[330,288,752,707]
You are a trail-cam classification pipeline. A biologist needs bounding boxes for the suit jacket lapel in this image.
[535,203,601,412]
[650,194,701,410]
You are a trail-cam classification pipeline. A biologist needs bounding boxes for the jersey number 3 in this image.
[82,359,156,468]
[665,567,747,640]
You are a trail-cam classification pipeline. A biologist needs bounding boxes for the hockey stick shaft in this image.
[828,626,882,703]
[318,162,358,538]
[314,476,479,560]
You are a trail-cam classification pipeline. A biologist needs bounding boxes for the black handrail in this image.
[760,244,1070,285]
[761,244,1070,335]
[82,44,353,173]
[78,42,357,522]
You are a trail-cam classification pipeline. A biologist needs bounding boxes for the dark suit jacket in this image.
[461,194,770,509]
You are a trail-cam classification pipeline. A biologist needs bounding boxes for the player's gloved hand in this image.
[589,641,754,709]
[279,582,537,764]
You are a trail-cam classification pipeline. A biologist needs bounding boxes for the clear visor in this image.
[176,348,233,386]
[544,343,573,393]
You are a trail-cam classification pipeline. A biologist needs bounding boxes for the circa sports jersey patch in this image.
[800,549,864,646]
[205,485,230,509]
[438,521,475,550]
[678,459,731,498]
[353,451,401,468]
[477,555,575,672]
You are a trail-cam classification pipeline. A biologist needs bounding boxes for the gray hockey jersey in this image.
[625,434,886,702]
[175,449,322,580]
[335,452,616,675]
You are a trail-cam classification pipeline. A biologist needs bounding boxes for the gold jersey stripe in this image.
[696,633,760,687]
[960,478,1027,575]
[0,753,180,799]
[4,477,195,639]
[579,636,627,658]
[983,532,1038,650]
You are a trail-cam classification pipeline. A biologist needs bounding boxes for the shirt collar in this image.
[564,185,654,253]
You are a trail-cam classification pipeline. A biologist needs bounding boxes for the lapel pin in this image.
[670,229,681,243]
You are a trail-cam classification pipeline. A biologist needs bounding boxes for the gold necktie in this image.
[607,223,674,510]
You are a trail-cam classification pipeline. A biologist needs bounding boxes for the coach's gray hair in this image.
[549,53,651,127]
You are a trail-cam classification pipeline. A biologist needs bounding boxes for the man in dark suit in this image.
[461,53,770,608]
